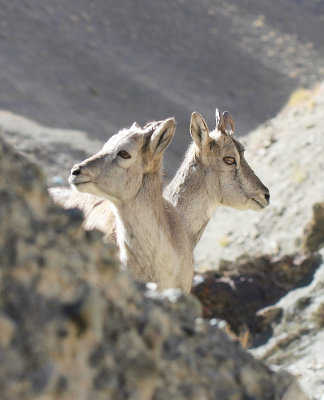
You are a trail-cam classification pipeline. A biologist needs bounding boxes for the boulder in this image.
[192,252,322,341]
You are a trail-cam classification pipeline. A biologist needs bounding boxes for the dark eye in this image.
[117,150,131,159]
[223,157,236,165]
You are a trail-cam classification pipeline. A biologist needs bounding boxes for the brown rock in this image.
[192,253,321,339]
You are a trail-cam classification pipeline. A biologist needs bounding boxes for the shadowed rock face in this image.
[0,134,308,399]
[192,252,322,344]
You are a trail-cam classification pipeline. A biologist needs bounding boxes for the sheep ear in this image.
[147,118,176,158]
[190,112,210,151]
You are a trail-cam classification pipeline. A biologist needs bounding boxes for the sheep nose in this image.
[71,164,81,176]
[264,189,270,203]
[71,164,82,176]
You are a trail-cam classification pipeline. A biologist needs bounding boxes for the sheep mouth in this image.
[74,180,91,185]
[68,175,92,186]
[251,198,266,209]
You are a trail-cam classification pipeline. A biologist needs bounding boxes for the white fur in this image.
[164,110,269,248]
[50,110,269,253]
[62,119,193,292]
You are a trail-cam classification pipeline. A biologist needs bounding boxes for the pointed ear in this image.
[190,112,210,151]
[147,117,176,158]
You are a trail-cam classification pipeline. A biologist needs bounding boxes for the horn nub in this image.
[222,111,235,134]
[143,120,164,130]
[142,120,164,136]
[215,108,226,133]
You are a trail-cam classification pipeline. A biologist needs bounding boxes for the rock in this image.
[273,369,309,400]
[303,202,324,252]
[0,312,16,347]
[255,305,283,329]
[312,302,324,328]
[252,250,324,399]
[192,253,322,339]
[0,134,308,399]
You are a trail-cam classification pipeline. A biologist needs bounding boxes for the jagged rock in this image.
[252,250,324,400]
[254,306,283,333]
[0,135,308,399]
[192,253,322,338]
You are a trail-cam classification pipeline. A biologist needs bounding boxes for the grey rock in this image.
[0,134,308,399]
[303,202,324,252]
[0,312,16,347]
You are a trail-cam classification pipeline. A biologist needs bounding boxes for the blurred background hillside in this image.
[0,0,323,173]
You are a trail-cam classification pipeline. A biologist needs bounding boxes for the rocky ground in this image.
[193,83,324,399]
[1,82,323,399]
[252,246,324,400]
[0,132,310,400]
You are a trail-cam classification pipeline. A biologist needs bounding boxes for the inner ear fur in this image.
[190,112,210,151]
[147,117,176,158]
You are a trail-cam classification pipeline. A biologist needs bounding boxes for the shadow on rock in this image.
[192,252,322,346]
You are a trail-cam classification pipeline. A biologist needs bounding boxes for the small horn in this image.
[143,120,164,132]
[131,121,141,130]
[222,111,235,134]
[215,108,226,133]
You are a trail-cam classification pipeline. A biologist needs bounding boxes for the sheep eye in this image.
[224,157,236,165]
[117,150,131,159]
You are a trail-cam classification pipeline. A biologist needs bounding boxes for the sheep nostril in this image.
[265,192,270,202]
[71,166,81,176]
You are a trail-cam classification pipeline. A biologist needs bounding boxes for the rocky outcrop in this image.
[0,135,309,399]
[191,83,324,399]
[252,249,324,400]
[192,252,322,343]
